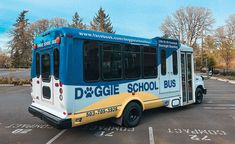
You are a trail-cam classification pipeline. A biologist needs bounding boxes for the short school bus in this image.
[29,27,207,128]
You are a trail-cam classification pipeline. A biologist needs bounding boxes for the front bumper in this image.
[28,105,71,129]
[203,88,207,94]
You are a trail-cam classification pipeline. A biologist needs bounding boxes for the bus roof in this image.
[180,44,193,52]
[34,27,155,46]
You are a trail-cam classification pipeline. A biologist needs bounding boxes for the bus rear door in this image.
[40,50,54,103]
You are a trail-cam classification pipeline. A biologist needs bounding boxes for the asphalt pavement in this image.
[0,79,234,144]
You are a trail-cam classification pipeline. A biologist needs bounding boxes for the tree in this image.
[215,27,234,71]
[204,35,216,53]
[0,53,11,68]
[30,19,50,36]
[90,7,115,33]
[226,14,235,41]
[9,10,32,68]
[49,18,68,28]
[70,12,86,29]
[160,6,214,47]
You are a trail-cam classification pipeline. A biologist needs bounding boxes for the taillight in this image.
[33,44,37,50]
[59,88,63,94]
[55,83,59,87]
[59,81,63,87]
[56,37,61,44]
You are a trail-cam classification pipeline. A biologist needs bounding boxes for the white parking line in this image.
[204,104,235,107]
[149,127,155,144]
[204,107,235,110]
[46,129,67,144]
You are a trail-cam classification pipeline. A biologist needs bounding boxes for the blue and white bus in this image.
[28,27,207,128]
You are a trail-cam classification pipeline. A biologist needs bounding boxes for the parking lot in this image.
[0,79,235,144]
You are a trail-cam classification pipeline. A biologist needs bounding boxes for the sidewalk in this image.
[210,76,235,85]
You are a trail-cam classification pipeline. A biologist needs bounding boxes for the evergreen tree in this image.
[70,12,86,29]
[90,7,115,33]
[9,10,31,68]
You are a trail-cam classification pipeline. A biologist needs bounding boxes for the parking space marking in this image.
[46,129,67,144]
[168,128,227,142]
[149,127,155,144]
[4,123,53,135]
[204,104,235,107]
[204,107,235,110]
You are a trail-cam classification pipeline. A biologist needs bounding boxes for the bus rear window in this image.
[41,53,50,82]
[36,53,40,78]
[54,49,59,79]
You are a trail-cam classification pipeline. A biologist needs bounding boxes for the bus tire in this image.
[122,102,142,127]
[195,88,203,104]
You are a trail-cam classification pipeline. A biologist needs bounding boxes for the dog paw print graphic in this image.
[84,87,94,98]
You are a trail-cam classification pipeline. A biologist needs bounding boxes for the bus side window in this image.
[124,45,141,79]
[161,50,166,75]
[102,43,122,80]
[143,46,157,78]
[36,53,40,78]
[53,48,59,79]
[172,51,178,75]
[83,40,100,81]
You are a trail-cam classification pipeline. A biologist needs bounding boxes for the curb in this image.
[22,84,31,87]
[0,84,15,87]
[0,84,31,87]
[210,77,235,85]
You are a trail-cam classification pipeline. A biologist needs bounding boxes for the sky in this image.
[0,0,235,52]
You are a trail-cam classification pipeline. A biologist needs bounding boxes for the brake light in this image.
[63,112,66,115]
[59,81,63,87]
[59,88,63,94]
[55,83,59,87]
[56,37,61,44]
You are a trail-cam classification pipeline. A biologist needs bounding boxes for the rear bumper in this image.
[203,88,207,94]
[28,105,71,129]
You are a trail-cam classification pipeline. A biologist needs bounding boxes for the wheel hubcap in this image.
[197,92,202,102]
[129,108,139,122]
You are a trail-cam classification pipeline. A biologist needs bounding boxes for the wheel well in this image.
[116,99,144,118]
[196,85,203,91]
[128,100,143,111]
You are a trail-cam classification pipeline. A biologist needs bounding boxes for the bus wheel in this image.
[122,102,142,127]
[195,88,203,104]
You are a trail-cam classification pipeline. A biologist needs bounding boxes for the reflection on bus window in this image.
[173,51,178,75]
[36,53,40,78]
[53,48,60,79]
[41,53,50,82]
[143,46,157,78]
[161,50,166,75]
[102,43,122,80]
[124,45,141,79]
[83,41,100,81]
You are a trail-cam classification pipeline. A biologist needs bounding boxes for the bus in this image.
[28,27,207,128]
